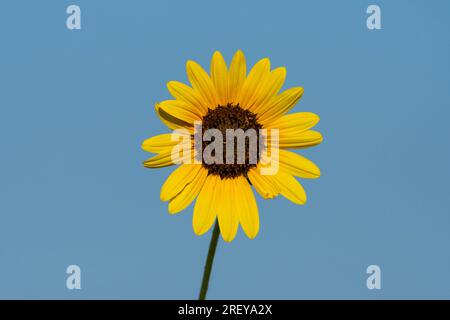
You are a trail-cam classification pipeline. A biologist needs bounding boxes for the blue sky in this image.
[1,0,450,299]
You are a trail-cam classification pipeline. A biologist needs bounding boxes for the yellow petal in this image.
[143,143,193,168]
[237,58,271,109]
[279,150,321,179]
[143,151,175,168]
[258,87,304,125]
[210,51,228,105]
[155,103,195,131]
[160,164,202,202]
[168,167,208,214]
[267,130,323,149]
[248,67,286,113]
[158,100,202,124]
[248,167,279,199]
[269,171,307,205]
[227,50,247,104]
[186,60,218,109]
[217,178,239,242]
[265,112,320,134]
[236,177,259,239]
[167,81,209,115]
[193,174,219,235]
[141,133,190,154]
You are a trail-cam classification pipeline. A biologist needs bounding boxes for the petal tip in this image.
[221,234,235,242]
[246,228,259,240]
[234,49,245,58]
[160,191,169,202]
[193,224,208,237]
[212,50,223,58]
[166,81,176,89]
[167,203,180,215]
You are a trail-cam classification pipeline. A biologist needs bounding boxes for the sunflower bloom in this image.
[142,50,322,242]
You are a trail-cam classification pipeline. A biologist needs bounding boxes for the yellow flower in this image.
[142,50,322,242]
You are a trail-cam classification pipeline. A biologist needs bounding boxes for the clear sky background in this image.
[1,0,450,299]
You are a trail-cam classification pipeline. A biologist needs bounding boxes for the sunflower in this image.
[142,50,322,242]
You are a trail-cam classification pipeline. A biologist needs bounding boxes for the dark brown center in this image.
[199,103,262,179]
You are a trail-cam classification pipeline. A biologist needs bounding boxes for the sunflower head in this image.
[142,50,323,242]
[200,103,262,179]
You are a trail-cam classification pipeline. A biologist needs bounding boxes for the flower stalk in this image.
[198,220,220,300]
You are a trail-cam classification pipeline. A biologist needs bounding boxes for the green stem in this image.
[198,220,220,300]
